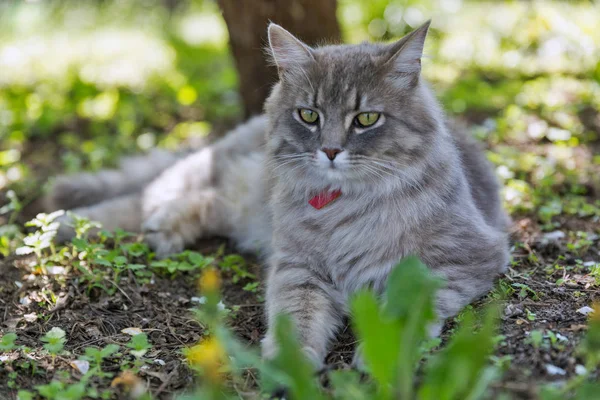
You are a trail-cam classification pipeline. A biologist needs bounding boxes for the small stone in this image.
[542,231,565,243]
[154,359,166,366]
[191,296,207,304]
[19,296,31,306]
[70,360,90,374]
[47,266,66,275]
[575,365,587,375]
[555,333,568,342]
[577,306,594,316]
[545,364,567,376]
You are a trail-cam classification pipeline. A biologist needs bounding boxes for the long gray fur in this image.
[46,22,510,367]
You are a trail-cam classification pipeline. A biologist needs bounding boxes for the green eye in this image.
[299,108,319,124]
[355,112,380,128]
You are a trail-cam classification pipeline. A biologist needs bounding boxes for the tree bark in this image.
[218,0,341,117]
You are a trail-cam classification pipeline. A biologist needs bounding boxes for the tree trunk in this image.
[218,0,341,117]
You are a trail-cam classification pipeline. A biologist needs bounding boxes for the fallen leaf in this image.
[122,327,143,336]
[23,313,37,323]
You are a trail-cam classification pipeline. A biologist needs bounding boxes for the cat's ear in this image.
[267,23,315,73]
[384,20,430,75]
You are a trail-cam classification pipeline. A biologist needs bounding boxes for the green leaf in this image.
[264,315,324,400]
[17,391,34,400]
[0,332,17,352]
[330,369,375,400]
[187,251,205,266]
[383,255,442,321]
[418,307,500,400]
[41,327,66,355]
[62,382,86,400]
[100,344,120,358]
[36,380,64,398]
[351,290,400,399]
[127,333,151,358]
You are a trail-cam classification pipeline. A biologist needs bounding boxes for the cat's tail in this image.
[44,149,183,212]
[54,194,143,242]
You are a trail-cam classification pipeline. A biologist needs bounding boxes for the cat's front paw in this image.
[352,346,366,371]
[261,334,323,369]
[142,209,185,258]
[144,231,185,259]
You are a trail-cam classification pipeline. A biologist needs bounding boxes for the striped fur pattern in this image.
[46,22,510,368]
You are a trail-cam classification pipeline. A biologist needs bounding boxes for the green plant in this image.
[41,327,66,356]
[81,344,120,377]
[126,334,151,358]
[181,257,502,400]
[35,380,86,400]
[527,330,544,349]
[0,332,17,351]
[151,251,213,275]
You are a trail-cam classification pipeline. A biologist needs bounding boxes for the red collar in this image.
[308,189,342,209]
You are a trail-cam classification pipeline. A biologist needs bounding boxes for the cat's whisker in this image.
[296,65,315,93]
[269,158,305,172]
[354,156,437,184]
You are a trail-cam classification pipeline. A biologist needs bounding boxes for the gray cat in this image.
[46,22,510,367]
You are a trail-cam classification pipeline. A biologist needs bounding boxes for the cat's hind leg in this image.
[142,188,231,258]
[140,116,268,258]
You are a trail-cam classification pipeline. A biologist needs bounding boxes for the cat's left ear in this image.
[384,20,430,75]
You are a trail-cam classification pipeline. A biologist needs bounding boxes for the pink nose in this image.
[322,148,342,161]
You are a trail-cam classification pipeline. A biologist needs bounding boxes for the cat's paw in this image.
[142,209,185,258]
[352,346,366,371]
[144,231,185,259]
[261,334,323,369]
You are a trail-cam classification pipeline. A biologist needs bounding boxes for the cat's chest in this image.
[273,193,414,287]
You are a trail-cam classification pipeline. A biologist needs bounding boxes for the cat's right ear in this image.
[267,23,315,74]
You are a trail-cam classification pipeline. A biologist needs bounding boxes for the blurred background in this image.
[0,0,599,253]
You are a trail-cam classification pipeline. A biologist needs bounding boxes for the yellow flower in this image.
[591,302,600,323]
[185,336,227,382]
[199,268,221,293]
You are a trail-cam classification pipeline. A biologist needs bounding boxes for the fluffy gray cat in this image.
[46,22,510,367]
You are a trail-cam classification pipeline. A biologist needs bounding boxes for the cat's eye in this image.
[355,112,380,128]
[299,108,319,124]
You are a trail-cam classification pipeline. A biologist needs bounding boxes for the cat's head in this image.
[265,21,446,192]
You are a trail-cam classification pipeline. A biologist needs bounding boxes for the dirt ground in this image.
[1,211,599,399]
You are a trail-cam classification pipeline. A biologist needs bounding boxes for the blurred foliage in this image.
[0,0,239,203]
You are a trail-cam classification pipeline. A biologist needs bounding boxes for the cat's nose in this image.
[322,148,343,161]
